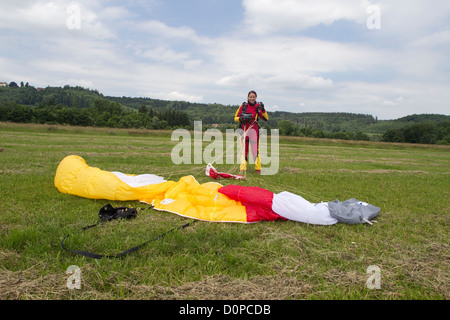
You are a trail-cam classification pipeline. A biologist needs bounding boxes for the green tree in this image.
[139,105,148,114]
[151,116,161,129]
[277,120,295,136]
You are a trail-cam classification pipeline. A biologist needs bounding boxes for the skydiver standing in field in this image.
[234,90,269,174]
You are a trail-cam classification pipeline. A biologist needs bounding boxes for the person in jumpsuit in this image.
[234,90,269,174]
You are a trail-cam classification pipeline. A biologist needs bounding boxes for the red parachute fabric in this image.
[206,164,245,180]
[218,185,286,222]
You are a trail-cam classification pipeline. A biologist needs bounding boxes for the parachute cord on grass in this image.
[150,136,324,203]
[155,124,253,181]
[207,121,256,176]
[163,165,206,181]
[207,133,238,167]
[157,121,285,185]
[226,120,258,178]
[230,123,325,203]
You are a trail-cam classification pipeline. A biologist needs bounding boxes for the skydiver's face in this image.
[248,93,256,104]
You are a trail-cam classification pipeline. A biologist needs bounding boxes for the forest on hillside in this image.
[0,83,449,144]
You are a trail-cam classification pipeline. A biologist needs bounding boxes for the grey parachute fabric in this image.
[327,198,380,225]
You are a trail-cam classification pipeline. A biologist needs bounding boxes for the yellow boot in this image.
[240,160,247,175]
[255,154,261,174]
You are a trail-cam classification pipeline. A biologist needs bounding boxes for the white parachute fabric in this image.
[272,191,338,225]
[112,172,167,188]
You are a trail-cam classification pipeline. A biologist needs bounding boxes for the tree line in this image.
[1,84,449,144]
[0,84,100,108]
[381,121,449,145]
[276,119,371,141]
[0,99,190,129]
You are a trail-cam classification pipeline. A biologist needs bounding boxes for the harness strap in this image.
[60,205,196,259]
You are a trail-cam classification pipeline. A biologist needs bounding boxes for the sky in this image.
[0,0,449,120]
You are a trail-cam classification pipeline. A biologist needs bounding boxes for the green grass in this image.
[0,122,448,300]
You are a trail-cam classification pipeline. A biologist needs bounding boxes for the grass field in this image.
[0,122,448,300]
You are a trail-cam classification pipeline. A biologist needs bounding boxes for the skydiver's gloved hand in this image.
[239,102,248,124]
[257,102,265,113]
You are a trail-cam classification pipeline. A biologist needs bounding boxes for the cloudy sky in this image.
[0,0,449,119]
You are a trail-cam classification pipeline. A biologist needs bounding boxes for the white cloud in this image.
[242,0,450,40]
[138,46,190,63]
[306,80,450,119]
[134,46,203,69]
[0,1,115,39]
[214,35,386,73]
[98,6,134,21]
[410,30,450,49]
[218,72,333,91]
[242,0,372,34]
[382,96,404,106]
[55,78,96,89]
[268,104,281,111]
[210,34,387,98]
[148,91,203,103]
[0,1,448,119]
[378,1,450,41]
[137,19,199,41]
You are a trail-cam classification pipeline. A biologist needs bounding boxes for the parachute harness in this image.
[61,204,196,259]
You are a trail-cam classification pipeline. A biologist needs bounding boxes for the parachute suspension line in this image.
[148,121,322,203]
[154,125,249,182]
[229,122,323,203]
[237,120,257,178]
[145,161,202,180]
[205,121,257,178]
[231,120,259,178]
[161,123,256,181]
[164,165,205,181]
[208,130,242,167]
[207,119,263,181]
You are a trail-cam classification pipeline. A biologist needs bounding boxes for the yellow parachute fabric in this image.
[54,155,248,223]
[152,175,247,223]
[54,155,175,202]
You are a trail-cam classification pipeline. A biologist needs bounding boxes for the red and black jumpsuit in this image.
[234,101,269,172]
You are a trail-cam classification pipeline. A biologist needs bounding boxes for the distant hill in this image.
[1,83,448,143]
[0,84,103,108]
[106,95,449,136]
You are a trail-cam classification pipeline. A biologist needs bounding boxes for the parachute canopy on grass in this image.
[54,155,379,225]
[54,155,175,203]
